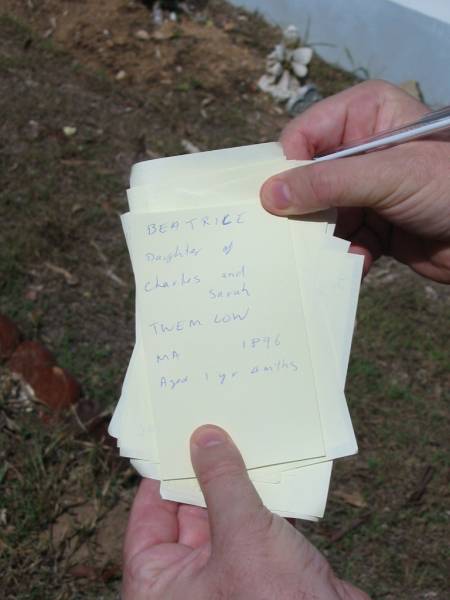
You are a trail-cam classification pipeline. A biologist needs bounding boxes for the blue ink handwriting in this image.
[160,375,189,391]
[223,241,233,255]
[146,212,246,236]
[221,265,246,279]
[250,359,299,375]
[242,335,281,350]
[156,350,180,363]
[150,319,203,336]
[146,243,201,264]
[144,272,200,293]
[213,308,250,324]
[208,282,250,300]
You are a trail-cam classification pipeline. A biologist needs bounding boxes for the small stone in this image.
[115,70,127,81]
[181,139,200,153]
[7,340,55,384]
[32,365,81,412]
[113,34,128,47]
[27,120,40,140]
[63,126,77,137]
[223,21,236,32]
[0,314,21,360]
[134,29,150,41]
[152,22,176,41]
[425,285,438,300]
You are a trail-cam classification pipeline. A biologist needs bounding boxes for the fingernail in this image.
[192,425,227,448]
[263,178,291,210]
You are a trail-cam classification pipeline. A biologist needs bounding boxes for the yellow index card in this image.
[122,203,325,479]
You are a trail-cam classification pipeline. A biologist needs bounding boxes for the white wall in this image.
[390,0,450,25]
[229,0,450,106]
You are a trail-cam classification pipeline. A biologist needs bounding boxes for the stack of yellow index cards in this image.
[108,142,364,521]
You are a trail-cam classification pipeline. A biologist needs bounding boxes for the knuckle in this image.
[368,78,396,93]
[358,78,397,97]
[359,79,405,106]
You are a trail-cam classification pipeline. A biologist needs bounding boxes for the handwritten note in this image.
[108,142,363,519]
[123,203,325,479]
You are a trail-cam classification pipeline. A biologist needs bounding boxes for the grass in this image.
[0,375,133,598]
[305,268,450,599]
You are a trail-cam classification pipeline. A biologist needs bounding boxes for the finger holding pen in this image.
[260,80,450,284]
[279,79,428,160]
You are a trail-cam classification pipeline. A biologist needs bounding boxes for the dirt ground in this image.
[0,1,449,599]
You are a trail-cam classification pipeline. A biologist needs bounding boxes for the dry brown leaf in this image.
[333,489,367,508]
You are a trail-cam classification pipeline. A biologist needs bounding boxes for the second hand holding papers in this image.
[109,142,364,521]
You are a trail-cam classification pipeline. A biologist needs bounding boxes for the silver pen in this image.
[314,105,450,162]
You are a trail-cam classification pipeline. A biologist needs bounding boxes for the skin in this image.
[122,81,449,599]
[123,426,369,600]
[260,80,450,282]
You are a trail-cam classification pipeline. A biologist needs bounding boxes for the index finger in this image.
[281,79,428,159]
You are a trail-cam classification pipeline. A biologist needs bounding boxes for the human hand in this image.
[122,425,369,600]
[260,80,450,283]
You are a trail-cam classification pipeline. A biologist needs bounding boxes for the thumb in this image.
[260,147,412,218]
[190,425,266,543]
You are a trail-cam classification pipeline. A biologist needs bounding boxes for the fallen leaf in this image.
[7,340,55,383]
[333,489,367,508]
[32,365,81,413]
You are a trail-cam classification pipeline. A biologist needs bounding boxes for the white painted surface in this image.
[389,0,450,24]
[229,0,450,106]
